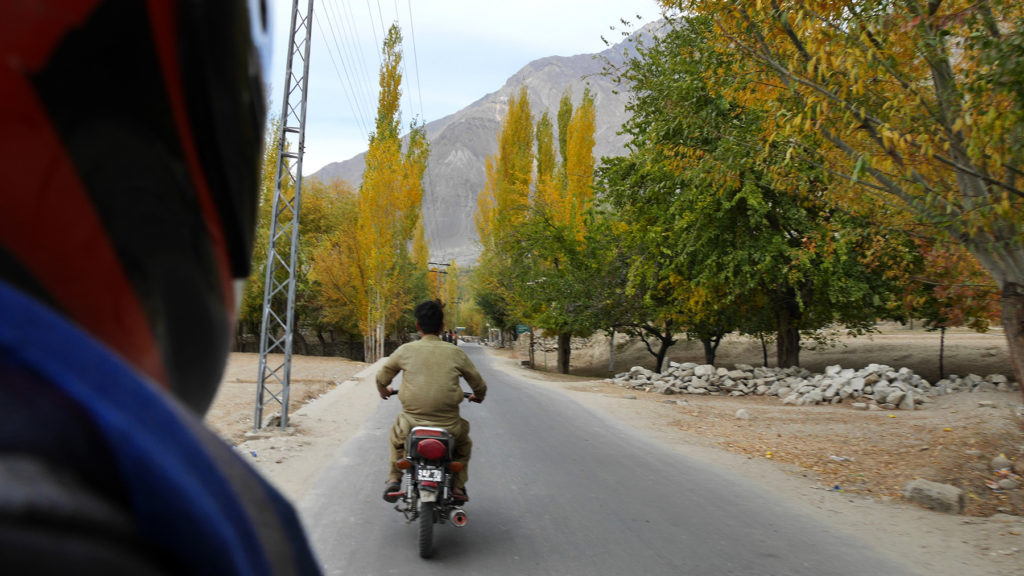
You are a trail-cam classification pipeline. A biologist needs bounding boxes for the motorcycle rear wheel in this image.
[418,501,435,558]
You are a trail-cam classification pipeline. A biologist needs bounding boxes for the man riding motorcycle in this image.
[377,300,487,502]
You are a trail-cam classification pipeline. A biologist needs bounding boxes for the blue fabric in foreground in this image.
[0,281,319,575]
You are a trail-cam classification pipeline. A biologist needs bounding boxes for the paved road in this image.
[301,343,912,575]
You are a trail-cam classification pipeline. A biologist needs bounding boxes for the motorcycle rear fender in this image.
[407,426,453,459]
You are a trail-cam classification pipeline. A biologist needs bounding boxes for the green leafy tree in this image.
[602,13,910,368]
[665,0,1024,388]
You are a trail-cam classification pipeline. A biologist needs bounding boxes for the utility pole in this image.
[428,261,449,302]
[254,0,314,430]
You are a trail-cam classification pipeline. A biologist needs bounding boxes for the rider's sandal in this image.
[383,481,402,503]
[452,487,468,503]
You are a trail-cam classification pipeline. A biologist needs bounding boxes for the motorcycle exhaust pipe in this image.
[450,508,468,527]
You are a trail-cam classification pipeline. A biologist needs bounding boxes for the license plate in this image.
[417,467,443,482]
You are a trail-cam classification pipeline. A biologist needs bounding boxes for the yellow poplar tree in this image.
[475,156,498,252]
[535,111,566,220]
[411,217,429,272]
[495,87,535,233]
[357,23,428,362]
[565,88,596,239]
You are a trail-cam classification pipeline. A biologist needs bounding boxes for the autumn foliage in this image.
[657,0,1023,386]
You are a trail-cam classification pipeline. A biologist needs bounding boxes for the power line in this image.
[337,0,378,123]
[312,7,370,140]
[365,0,381,65]
[404,0,425,121]
[322,0,376,134]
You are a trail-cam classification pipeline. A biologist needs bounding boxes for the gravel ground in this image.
[204,352,367,445]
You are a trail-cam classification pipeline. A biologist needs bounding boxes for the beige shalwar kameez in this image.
[376,335,487,489]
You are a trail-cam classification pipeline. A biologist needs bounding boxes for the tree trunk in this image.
[653,342,669,373]
[608,330,615,373]
[294,331,307,355]
[557,332,571,374]
[317,330,327,356]
[1001,282,1024,400]
[701,336,722,365]
[939,327,946,379]
[528,328,536,369]
[760,334,769,367]
[776,303,801,368]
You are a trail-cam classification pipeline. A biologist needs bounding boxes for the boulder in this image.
[997,479,1020,490]
[903,479,964,514]
[972,381,997,393]
[991,454,1013,471]
[652,382,675,395]
[898,390,916,411]
[689,378,709,389]
[872,386,890,403]
[823,381,842,400]
[801,390,824,406]
[735,408,753,420]
[694,364,716,378]
[885,390,907,406]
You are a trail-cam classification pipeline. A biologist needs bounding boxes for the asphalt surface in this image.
[301,342,913,575]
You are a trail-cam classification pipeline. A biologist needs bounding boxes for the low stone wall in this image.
[607,361,1019,410]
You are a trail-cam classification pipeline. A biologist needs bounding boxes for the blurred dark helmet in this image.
[0,0,271,413]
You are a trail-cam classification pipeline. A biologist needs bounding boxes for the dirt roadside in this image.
[206,329,1024,575]
[515,329,1024,518]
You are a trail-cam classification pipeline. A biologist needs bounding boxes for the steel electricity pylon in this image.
[254,0,314,430]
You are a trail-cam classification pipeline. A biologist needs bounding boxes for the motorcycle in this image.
[386,391,472,558]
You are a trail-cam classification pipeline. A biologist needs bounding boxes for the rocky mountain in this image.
[311,24,658,266]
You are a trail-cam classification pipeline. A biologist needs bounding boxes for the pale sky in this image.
[267,0,659,174]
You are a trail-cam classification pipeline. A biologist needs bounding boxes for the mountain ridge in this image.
[311,23,659,266]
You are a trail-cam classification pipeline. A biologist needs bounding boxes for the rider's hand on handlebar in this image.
[467,394,483,404]
[380,386,395,400]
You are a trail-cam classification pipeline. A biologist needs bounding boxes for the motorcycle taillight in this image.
[416,438,446,460]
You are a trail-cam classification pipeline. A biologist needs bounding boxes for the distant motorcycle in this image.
[386,391,472,558]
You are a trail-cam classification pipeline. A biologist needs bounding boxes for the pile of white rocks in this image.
[607,362,1019,410]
